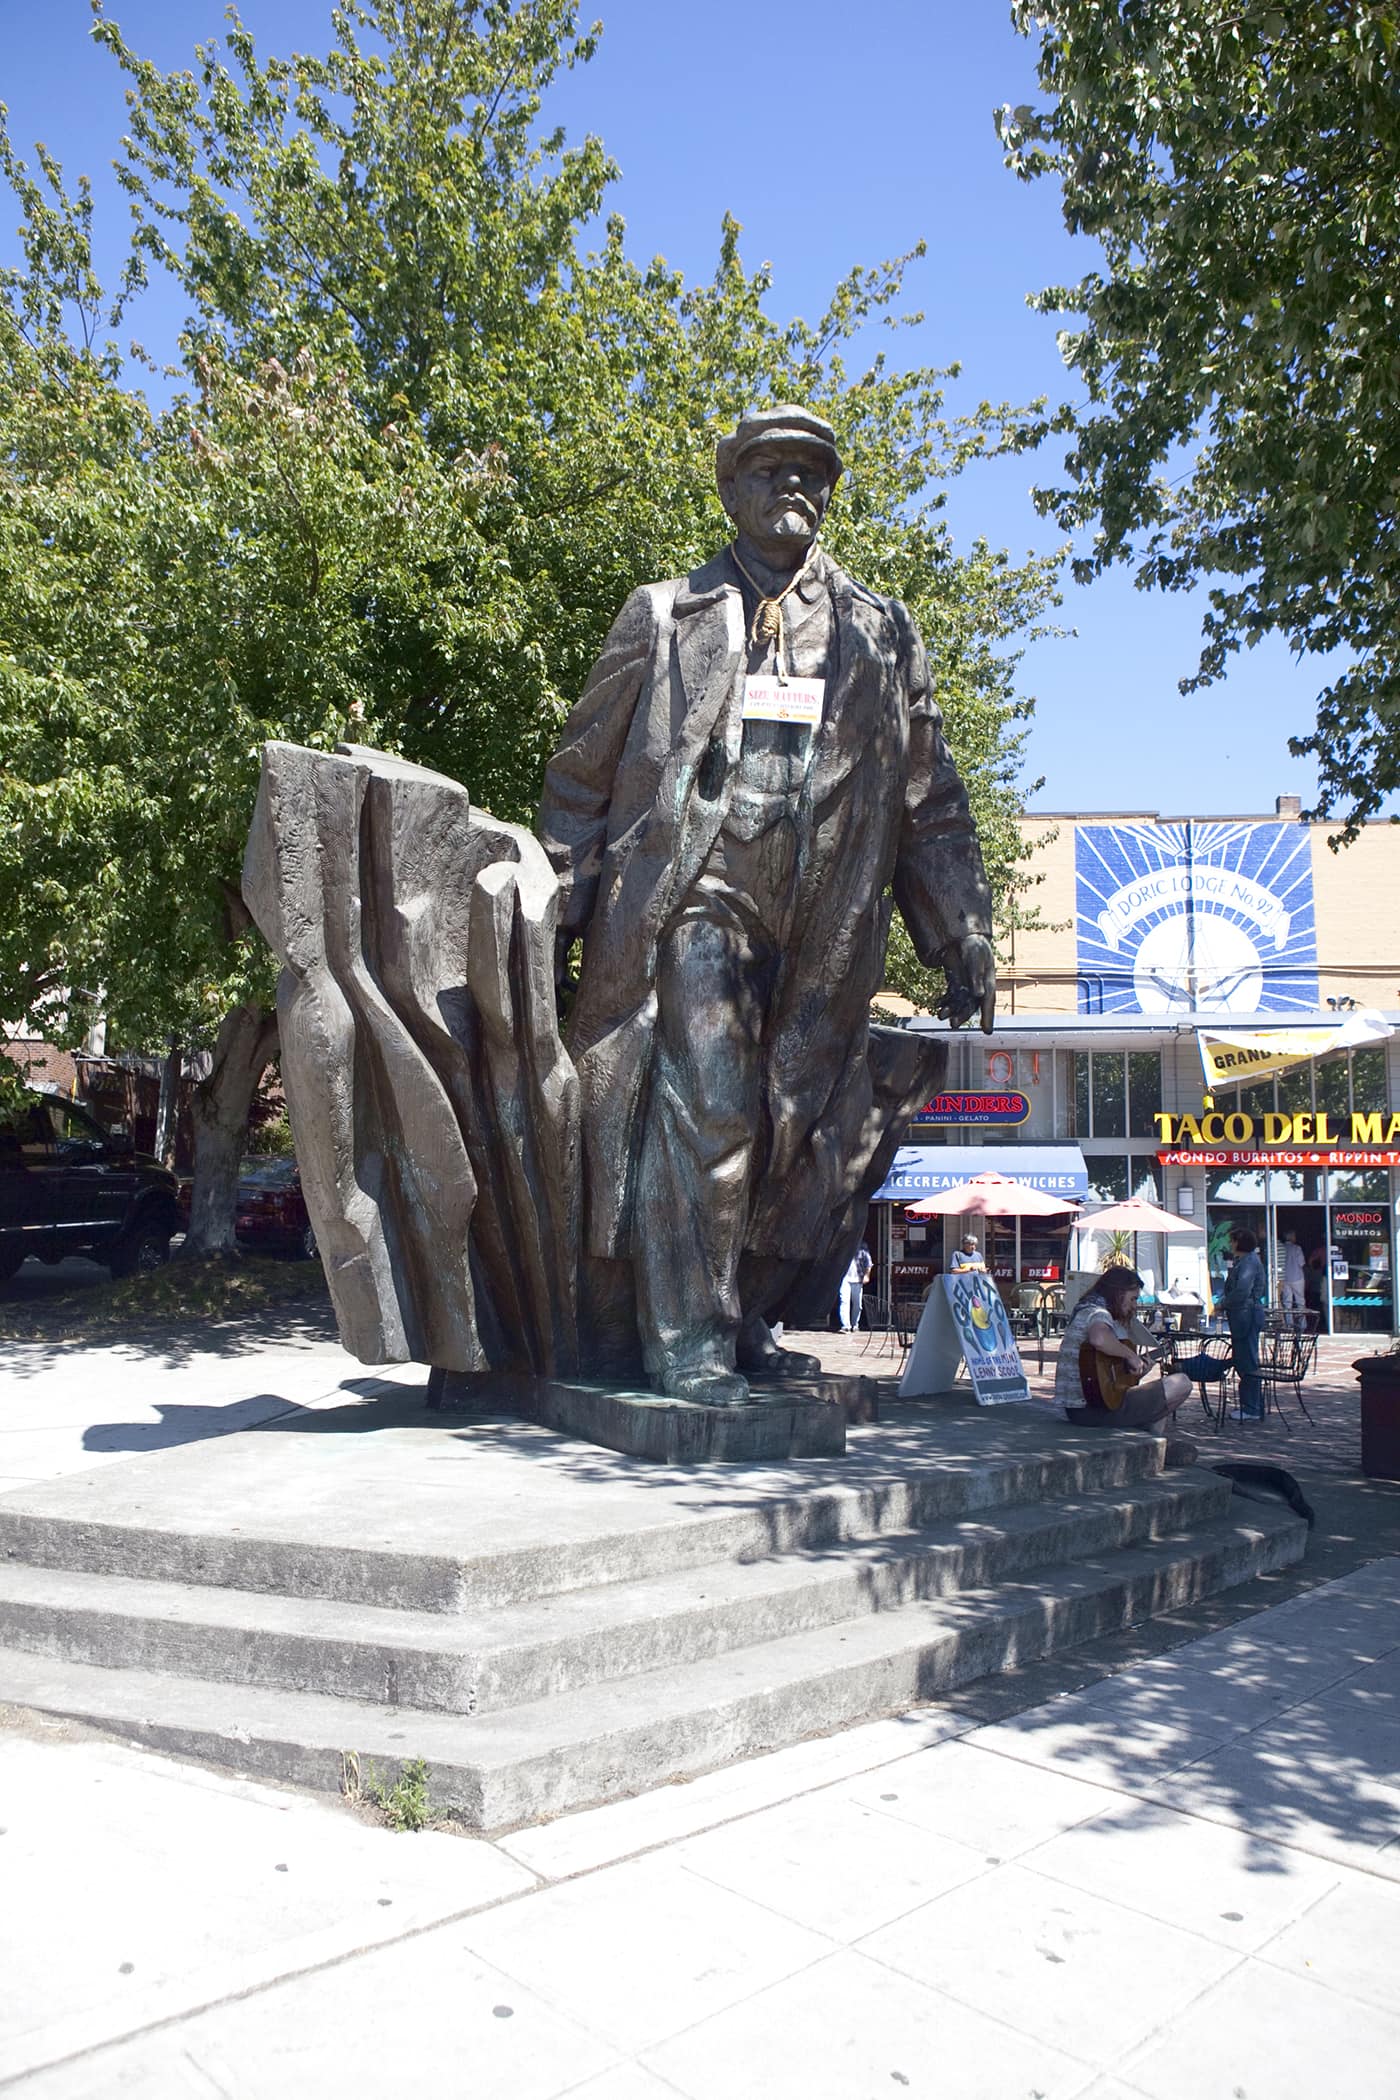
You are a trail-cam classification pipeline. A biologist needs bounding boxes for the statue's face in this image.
[721,442,835,560]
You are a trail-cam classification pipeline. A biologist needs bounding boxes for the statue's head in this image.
[716,405,842,563]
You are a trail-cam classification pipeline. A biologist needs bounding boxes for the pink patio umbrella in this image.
[1074,1195,1204,1291]
[1083,1201,1208,1226]
[903,1170,1080,1218]
[904,1171,1078,1371]
[1077,1197,1202,1237]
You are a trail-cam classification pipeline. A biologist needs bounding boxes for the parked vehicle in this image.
[0,1089,180,1281]
[233,1156,317,1259]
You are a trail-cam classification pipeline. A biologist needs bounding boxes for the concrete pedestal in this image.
[0,1390,1307,1829]
[426,1369,857,1462]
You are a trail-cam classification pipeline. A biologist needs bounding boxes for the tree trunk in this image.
[154,1036,182,1169]
[186,1001,279,1256]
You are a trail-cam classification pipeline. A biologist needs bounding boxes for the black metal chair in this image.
[1257,1323,1316,1428]
[1296,1308,1322,1380]
[859,1294,894,1357]
[1037,1284,1067,1334]
[1012,1285,1057,1375]
[893,1297,925,1368]
[1009,1287,1042,1339]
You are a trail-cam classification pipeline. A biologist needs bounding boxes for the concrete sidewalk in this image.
[2,1557,1398,2097]
[0,1321,421,1496]
[3,1317,1398,2094]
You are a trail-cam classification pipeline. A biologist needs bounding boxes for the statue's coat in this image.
[539,547,993,1262]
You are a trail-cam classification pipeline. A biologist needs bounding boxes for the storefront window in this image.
[1128,1052,1162,1139]
[1206,1206,1267,1295]
[1316,1054,1350,1123]
[1091,1055,1126,1138]
[1085,1156,1129,1203]
[1207,1165,1269,1203]
[1239,1080,1275,1122]
[921,1045,1066,1138]
[1329,1203,1393,1334]
[1268,1167,1326,1203]
[1329,1168,1390,1201]
[1351,1046,1389,1114]
[1278,1063,1313,1115]
[986,1217,1017,1289]
[1020,1216,1073,1284]
[1070,1051,1162,1140]
[1129,1158,1164,1203]
[1008,1050,1057,1138]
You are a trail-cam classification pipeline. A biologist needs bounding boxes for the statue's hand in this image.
[938,934,996,1033]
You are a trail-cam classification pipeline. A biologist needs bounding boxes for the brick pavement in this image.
[802,1322,1381,1479]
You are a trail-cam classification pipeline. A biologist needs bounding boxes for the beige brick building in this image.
[873,798,1400,1336]
[1006,798,1400,1017]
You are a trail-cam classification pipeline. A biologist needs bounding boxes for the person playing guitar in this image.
[1054,1266,1194,1455]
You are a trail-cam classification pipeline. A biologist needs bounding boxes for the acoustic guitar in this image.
[1078,1342,1143,1412]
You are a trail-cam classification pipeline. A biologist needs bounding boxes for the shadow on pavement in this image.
[76,1376,421,1458]
[1,1304,342,1378]
[959,1566,1400,1874]
[80,1396,315,1455]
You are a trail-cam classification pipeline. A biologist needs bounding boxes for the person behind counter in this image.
[1054,1267,1195,1461]
[1278,1229,1307,1323]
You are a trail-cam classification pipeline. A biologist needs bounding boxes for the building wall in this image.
[1003,817,1078,1014]
[1002,809,1400,1015]
[886,803,1400,1331]
[2,1039,78,1096]
[1309,824,1400,1009]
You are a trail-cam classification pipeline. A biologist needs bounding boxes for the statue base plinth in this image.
[426,1368,867,1462]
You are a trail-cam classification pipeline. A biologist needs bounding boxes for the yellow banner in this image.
[1199,1024,1358,1088]
[1199,1009,1394,1089]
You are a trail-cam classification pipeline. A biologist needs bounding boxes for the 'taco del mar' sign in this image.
[1155,1108,1400,1171]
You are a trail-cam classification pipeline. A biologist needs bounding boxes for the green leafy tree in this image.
[1000,1,1400,838]
[2,0,1058,1248]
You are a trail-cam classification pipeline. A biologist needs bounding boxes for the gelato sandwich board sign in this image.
[900,1271,1031,1407]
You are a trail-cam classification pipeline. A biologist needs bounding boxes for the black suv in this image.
[0,1089,180,1282]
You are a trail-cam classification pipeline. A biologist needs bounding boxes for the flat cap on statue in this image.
[715,404,843,481]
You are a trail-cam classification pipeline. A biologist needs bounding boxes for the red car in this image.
[234,1156,317,1258]
[177,1157,317,1259]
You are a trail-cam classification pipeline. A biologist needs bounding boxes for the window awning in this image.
[872,1145,1090,1204]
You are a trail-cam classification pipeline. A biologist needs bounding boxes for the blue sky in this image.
[2,0,1370,820]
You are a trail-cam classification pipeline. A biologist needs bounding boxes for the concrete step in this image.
[0,1471,1233,1715]
[0,1503,1307,1830]
[0,1421,1167,1612]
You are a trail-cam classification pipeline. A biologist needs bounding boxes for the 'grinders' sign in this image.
[910,1092,1031,1128]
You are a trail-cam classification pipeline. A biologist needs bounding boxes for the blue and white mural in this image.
[1075,821,1318,1015]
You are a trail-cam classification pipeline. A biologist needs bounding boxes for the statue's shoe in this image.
[737,1341,824,1381]
[669,1369,752,1409]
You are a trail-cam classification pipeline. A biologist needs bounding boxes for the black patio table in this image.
[1162,1329,1236,1429]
